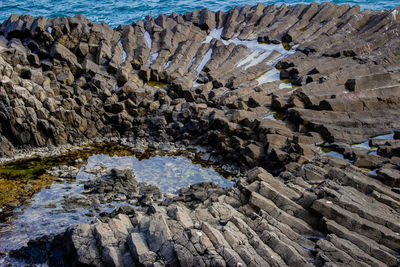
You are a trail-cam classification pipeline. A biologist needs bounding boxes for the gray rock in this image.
[50,42,82,75]
[128,232,157,264]
[147,214,172,252]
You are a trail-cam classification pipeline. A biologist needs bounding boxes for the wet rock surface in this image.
[0,2,400,266]
[0,140,235,255]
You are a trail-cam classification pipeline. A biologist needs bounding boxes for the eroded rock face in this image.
[79,168,163,208]
[12,165,400,266]
[1,3,400,266]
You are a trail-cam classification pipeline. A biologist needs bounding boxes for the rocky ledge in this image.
[0,2,400,266]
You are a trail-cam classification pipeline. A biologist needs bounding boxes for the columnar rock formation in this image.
[1,2,400,266]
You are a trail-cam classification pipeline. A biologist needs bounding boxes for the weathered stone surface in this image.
[312,199,400,251]
[64,223,103,266]
[168,205,193,228]
[2,4,400,267]
[147,214,172,252]
[128,233,157,264]
[50,42,82,74]
[345,73,397,92]
[377,168,400,187]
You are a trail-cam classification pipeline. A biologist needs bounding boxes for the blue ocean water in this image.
[0,0,399,28]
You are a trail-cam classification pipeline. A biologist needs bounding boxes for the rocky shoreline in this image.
[0,2,400,266]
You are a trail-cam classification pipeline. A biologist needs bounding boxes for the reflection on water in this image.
[321,132,396,175]
[0,151,233,251]
[369,169,378,176]
[351,140,377,154]
[320,147,346,160]
[87,154,233,193]
[323,150,345,160]
[351,133,395,154]
[0,173,92,251]
[373,133,394,140]
[321,132,396,160]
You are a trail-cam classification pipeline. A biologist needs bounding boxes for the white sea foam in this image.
[196,48,213,76]
[204,28,223,43]
[264,114,276,120]
[122,50,127,62]
[203,27,295,85]
[188,57,196,69]
[119,40,127,62]
[257,68,280,85]
[242,52,271,70]
[163,60,172,70]
[236,50,261,69]
[144,31,152,49]
[279,83,292,89]
[193,81,201,87]
[204,28,292,57]
[149,52,159,63]
[392,9,398,19]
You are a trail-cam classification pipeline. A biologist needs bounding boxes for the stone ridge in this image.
[0,2,400,266]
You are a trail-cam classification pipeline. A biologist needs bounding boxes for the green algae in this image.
[320,147,333,153]
[258,40,271,45]
[319,146,347,160]
[0,143,234,217]
[282,42,292,51]
[273,112,285,121]
[280,78,299,88]
[300,27,307,32]
[0,143,134,215]
[360,167,373,172]
[146,81,170,88]
[259,41,292,51]
[0,164,51,180]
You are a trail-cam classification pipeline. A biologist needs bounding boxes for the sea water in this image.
[1,0,398,28]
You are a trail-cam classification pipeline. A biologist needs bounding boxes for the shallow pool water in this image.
[320,132,395,166]
[262,111,285,121]
[0,172,92,251]
[323,150,346,160]
[351,132,395,154]
[351,140,376,153]
[319,147,347,161]
[86,153,234,193]
[0,149,233,251]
